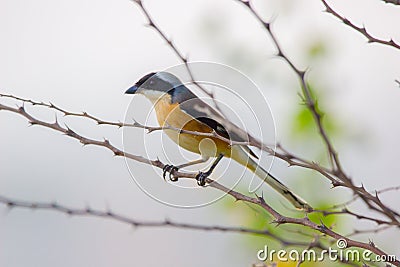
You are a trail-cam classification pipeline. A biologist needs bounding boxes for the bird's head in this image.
[125,72,183,102]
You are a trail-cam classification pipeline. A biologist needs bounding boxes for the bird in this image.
[125,71,311,211]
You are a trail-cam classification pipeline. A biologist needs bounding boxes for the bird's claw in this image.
[162,165,179,182]
[195,171,210,186]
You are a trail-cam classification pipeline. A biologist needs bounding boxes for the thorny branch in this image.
[321,0,400,51]
[0,100,399,266]
[0,93,337,182]
[2,93,400,227]
[381,0,400,5]
[2,94,400,225]
[0,195,358,267]
[131,0,227,115]
[0,195,307,247]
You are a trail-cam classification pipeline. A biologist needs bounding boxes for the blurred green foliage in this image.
[196,7,355,267]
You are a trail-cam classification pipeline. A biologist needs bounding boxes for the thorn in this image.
[242,0,250,7]
[298,70,306,79]
[359,183,365,190]
[114,151,123,157]
[318,220,328,232]
[360,26,367,35]
[368,239,375,247]
[276,51,284,58]
[255,193,266,204]
[147,21,155,28]
[53,115,60,127]
[272,217,285,226]
[106,210,113,216]
[375,190,381,201]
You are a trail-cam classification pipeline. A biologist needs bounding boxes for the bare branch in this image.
[381,0,400,5]
[317,208,399,227]
[0,195,308,247]
[131,0,227,114]
[321,0,400,50]
[236,0,344,180]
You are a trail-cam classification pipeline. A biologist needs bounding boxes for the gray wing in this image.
[177,95,259,158]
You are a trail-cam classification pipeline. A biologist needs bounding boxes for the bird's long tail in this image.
[231,146,312,211]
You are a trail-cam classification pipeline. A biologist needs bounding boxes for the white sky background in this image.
[1,0,400,266]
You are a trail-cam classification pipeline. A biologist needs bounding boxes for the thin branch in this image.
[131,0,227,115]
[346,225,393,238]
[236,0,344,182]
[0,195,308,247]
[0,195,360,267]
[381,0,400,5]
[317,208,399,227]
[321,0,400,50]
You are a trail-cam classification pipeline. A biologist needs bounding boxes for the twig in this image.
[131,0,227,114]
[321,0,400,51]
[318,208,399,226]
[346,225,392,238]
[0,195,308,247]
[381,0,400,5]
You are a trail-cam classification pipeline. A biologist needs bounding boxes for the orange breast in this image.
[153,96,232,157]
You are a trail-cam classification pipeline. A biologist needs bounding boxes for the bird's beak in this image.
[125,85,138,94]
